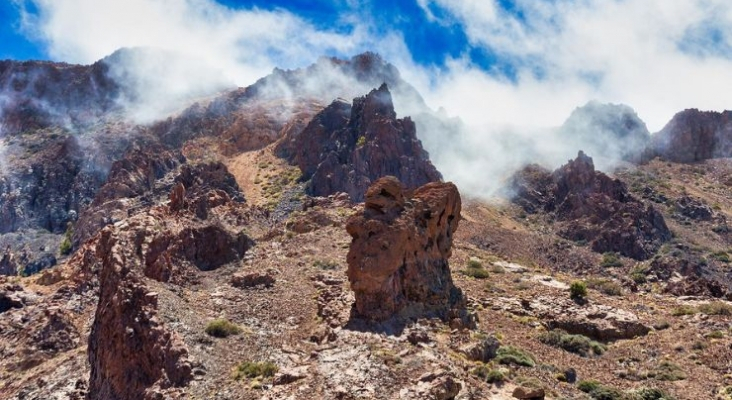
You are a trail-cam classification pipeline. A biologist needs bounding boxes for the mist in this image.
[9,0,732,198]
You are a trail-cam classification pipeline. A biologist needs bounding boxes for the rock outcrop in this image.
[511,151,671,260]
[649,109,732,163]
[559,101,650,163]
[345,176,472,327]
[87,228,192,400]
[277,84,441,201]
[0,59,120,135]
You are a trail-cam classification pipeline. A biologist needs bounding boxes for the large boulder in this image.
[277,84,441,201]
[511,151,671,260]
[345,176,472,327]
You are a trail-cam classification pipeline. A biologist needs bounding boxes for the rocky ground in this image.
[0,51,731,400]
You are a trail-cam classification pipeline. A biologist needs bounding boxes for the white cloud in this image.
[416,0,732,131]
[10,0,732,198]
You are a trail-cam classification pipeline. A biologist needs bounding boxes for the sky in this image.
[3,0,732,133]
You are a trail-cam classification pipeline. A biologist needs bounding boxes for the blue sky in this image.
[1,0,484,70]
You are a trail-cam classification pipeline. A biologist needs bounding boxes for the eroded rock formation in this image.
[649,109,732,163]
[511,151,671,260]
[345,176,472,327]
[87,228,192,400]
[277,84,441,201]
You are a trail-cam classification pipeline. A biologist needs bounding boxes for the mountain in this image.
[649,108,732,162]
[0,49,730,400]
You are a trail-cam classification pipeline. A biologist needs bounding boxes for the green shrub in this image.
[630,266,648,284]
[485,368,507,384]
[705,330,725,339]
[205,319,242,338]
[653,361,686,381]
[712,252,730,263]
[538,330,606,357]
[578,380,602,393]
[631,386,675,400]
[569,281,588,299]
[233,361,278,380]
[462,259,490,279]
[600,252,623,268]
[356,136,366,147]
[698,301,732,316]
[59,223,74,255]
[472,365,507,383]
[586,278,623,296]
[577,380,624,400]
[495,345,535,367]
[671,305,696,316]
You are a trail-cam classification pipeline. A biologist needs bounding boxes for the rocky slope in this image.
[511,151,671,260]
[0,49,731,400]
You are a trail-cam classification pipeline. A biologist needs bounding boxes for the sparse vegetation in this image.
[653,361,686,381]
[698,301,732,316]
[233,361,278,380]
[600,252,623,268]
[313,259,339,270]
[569,280,588,299]
[586,278,623,296]
[495,345,535,367]
[205,319,242,338]
[577,380,624,400]
[538,329,606,357]
[712,251,730,263]
[472,365,507,384]
[631,386,676,400]
[671,305,696,316]
[356,135,366,147]
[630,265,649,284]
[59,222,74,255]
[462,259,490,279]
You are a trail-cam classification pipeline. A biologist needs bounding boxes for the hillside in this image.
[0,50,730,400]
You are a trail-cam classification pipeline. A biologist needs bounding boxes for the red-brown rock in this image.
[345,177,472,326]
[649,109,732,163]
[277,84,441,201]
[511,151,671,260]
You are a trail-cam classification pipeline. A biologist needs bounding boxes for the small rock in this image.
[459,335,500,362]
[231,272,275,289]
[273,368,306,385]
[512,386,545,399]
[430,375,461,400]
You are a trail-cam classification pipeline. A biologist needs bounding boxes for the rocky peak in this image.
[276,84,441,201]
[649,108,732,163]
[345,177,473,328]
[559,101,650,163]
[511,152,671,260]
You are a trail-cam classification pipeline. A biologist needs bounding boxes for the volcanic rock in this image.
[87,228,192,400]
[345,176,472,327]
[649,109,732,163]
[511,151,671,260]
[277,84,441,201]
[0,59,120,135]
[529,295,650,341]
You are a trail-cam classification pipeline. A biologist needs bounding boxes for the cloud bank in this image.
[11,0,732,196]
